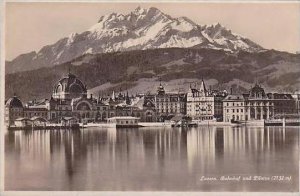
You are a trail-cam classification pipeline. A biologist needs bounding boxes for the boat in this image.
[107,116,141,128]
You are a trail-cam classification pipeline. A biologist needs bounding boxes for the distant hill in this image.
[5,48,300,102]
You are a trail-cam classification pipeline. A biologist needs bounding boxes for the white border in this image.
[1,1,299,196]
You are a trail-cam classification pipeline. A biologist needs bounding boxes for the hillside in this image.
[5,48,300,102]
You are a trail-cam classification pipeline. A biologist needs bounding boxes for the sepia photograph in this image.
[1,1,300,195]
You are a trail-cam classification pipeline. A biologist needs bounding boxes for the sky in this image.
[5,2,300,60]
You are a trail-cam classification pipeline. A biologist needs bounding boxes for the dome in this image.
[6,96,23,108]
[53,73,87,99]
[249,84,266,99]
[157,82,165,95]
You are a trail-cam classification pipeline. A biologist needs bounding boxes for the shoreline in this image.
[7,120,298,131]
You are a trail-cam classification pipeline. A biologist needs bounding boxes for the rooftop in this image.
[107,116,140,120]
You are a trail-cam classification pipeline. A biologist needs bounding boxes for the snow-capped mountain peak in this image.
[132,6,148,15]
[86,7,262,54]
[7,6,264,74]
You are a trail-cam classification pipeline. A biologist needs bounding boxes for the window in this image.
[241,109,243,112]
[237,109,239,113]
[232,109,235,113]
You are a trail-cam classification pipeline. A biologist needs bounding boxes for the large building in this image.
[186,79,225,120]
[223,84,282,122]
[154,82,186,121]
[5,72,158,126]
[48,73,112,123]
[5,95,24,125]
[5,73,112,125]
[268,93,296,117]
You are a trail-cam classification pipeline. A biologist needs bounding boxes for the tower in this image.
[157,79,165,95]
[199,78,207,97]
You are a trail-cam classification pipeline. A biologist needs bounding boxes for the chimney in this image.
[90,94,93,99]
[230,88,233,95]
[97,93,100,103]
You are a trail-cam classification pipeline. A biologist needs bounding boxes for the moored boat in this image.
[107,116,141,128]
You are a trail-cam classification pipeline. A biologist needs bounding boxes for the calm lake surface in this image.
[5,126,299,191]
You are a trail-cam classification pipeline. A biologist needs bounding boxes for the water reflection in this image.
[5,126,298,191]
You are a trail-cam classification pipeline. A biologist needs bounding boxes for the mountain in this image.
[6,6,264,74]
[6,48,300,102]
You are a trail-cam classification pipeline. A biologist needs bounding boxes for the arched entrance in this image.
[145,110,155,122]
[75,101,93,123]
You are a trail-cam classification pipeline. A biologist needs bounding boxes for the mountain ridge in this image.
[6,6,264,74]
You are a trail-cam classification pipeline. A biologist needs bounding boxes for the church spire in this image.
[126,91,131,105]
[111,90,115,101]
[159,77,162,86]
[199,78,207,96]
[67,65,72,76]
[97,93,101,103]
[157,78,165,95]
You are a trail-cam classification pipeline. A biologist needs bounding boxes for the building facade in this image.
[268,93,296,117]
[5,73,158,125]
[154,82,186,121]
[223,84,274,122]
[5,73,111,125]
[186,80,225,120]
[5,96,24,125]
[292,93,300,114]
[52,73,87,100]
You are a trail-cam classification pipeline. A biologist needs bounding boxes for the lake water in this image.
[5,126,299,191]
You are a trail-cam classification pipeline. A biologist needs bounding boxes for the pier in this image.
[264,119,300,126]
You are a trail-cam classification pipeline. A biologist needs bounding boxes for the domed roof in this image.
[249,84,266,98]
[250,84,265,93]
[53,73,87,94]
[157,82,165,95]
[157,84,164,91]
[6,96,23,108]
